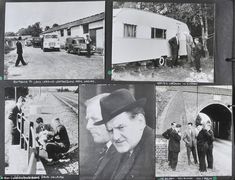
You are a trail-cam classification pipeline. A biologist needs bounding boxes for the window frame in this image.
[123,23,137,38]
[151,27,166,39]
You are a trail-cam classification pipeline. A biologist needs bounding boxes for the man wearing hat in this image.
[15,36,27,67]
[84,93,119,180]
[96,89,155,180]
[8,96,25,145]
[183,122,198,165]
[162,122,176,164]
[168,124,181,171]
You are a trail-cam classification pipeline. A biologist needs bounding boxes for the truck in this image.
[42,34,60,52]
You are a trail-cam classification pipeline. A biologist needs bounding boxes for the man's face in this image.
[18,101,25,108]
[106,112,144,153]
[86,102,110,143]
[188,124,192,129]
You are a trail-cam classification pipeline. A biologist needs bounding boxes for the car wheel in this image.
[77,49,81,55]
[43,48,46,52]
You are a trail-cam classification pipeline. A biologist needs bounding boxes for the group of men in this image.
[8,96,70,165]
[162,120,214,173]
[84,88,155,180]
[168,32,204,72]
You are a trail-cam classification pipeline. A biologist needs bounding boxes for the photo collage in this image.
[0,0,234,180]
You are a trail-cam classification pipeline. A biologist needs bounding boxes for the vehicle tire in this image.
[77,49,81,55]
[43,48,46,52]
[67,49,70,53]
[154,56,165,67]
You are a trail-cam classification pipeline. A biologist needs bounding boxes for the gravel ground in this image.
[112,57,214,82]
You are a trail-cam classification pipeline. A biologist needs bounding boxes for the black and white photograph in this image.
[5,86,78,175]
[4,1,105,79]
[79,84,155,180]
[156,86,232,177]
[112,2,215,82]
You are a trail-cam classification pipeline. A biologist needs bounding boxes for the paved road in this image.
[5,46,104,79]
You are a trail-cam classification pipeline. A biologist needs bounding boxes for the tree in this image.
[17,22,42,37]
[52,23,59,28]
[5,32,16,36]
[44,26,50,31]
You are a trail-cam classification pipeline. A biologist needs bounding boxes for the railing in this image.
[16,113,39,174]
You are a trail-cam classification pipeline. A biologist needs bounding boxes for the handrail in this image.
[16,113,38,174]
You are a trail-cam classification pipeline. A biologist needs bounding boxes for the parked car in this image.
[25,39,32,46]
[65,37,95,55]
[32,37,42,48]
[42,34,60,52]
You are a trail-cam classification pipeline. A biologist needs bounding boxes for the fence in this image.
[16,113,39,174]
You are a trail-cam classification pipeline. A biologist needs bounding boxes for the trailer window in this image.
[124,24,136,38]
[151,28,166,39]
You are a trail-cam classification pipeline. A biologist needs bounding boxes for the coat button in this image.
[130,175,134,178]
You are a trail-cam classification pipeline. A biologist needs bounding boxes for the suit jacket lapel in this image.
[93,145,116,179]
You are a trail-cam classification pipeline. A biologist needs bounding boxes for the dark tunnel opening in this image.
[200,104,232,140]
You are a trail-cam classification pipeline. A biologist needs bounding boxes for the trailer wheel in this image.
[154,57,165,67]
[158,56,165,66]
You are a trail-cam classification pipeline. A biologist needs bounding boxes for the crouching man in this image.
[45,118,70,165]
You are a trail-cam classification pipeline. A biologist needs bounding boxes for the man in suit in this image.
[8,96,25,145]
[168,124,181,171]
[162,122,176,163]
[15,36,27,67]
[45,118,70,165]
[183,122,198,165]
[196,123,211,172]
[205,122,214,169]
[95,89,155,180]
[193,37,203,72]
[85,93,119,180]
[168,33,180,67]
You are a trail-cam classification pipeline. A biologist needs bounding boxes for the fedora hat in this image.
[94,89,146,125]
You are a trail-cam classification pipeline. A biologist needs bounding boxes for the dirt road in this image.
[156,139,232,177]
[4,46,104,79]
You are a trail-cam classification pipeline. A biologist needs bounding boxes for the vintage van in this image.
[42,34,60,52]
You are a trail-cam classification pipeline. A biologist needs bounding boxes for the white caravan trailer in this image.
[112,8,190,65]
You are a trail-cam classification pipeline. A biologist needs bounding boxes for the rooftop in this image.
[41,12,104,34]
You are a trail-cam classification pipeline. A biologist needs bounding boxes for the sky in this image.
[5,1,105,33]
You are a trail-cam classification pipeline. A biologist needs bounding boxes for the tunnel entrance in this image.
[200,104,232,140]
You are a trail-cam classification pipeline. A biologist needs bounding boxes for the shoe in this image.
[46,160,58,166]
[23,63,28,66]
